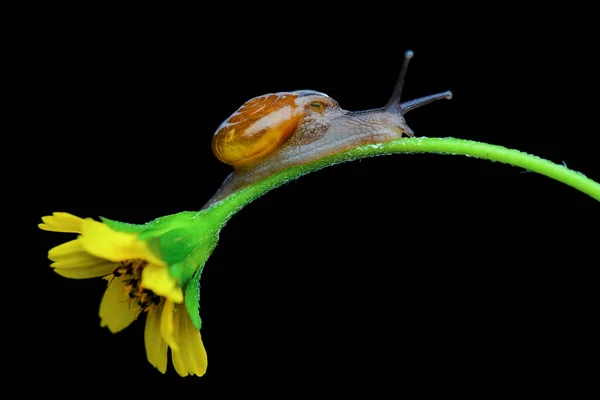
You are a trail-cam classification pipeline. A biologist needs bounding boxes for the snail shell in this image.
[212,90,330,168]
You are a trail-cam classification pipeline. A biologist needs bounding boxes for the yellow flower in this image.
[39,212,207,377]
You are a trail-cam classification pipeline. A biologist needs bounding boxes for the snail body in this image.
[205,51,452,208]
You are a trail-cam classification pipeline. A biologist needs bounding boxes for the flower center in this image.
[112,259,161,312]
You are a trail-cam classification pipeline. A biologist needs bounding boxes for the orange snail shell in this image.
[211,92,304,168]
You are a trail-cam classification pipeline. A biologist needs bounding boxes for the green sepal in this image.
[101,211,199,236]
[100,216,145,233]
[153,227,205,286]
[144,237,164,267]
[142,211,199,231]
[185,265,204,330]
[102,212,210,286]
[136,229,169,241]
[168,262,185,284]
[156,228,198,265]
[102,210,224,330]
[145,211,222,287]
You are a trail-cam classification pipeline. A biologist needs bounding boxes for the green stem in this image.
[185,136,599,329]
[207,137,600,220]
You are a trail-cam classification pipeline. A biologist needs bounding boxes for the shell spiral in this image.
[212,92,301,168]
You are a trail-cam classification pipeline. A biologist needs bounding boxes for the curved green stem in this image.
[207,137,600,221]
[184,136,599,329]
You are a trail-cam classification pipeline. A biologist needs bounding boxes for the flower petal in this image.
[48,239,86,261]
[99,278,141,333]
[47,239,115,279]
[51,253,106,268]
[142,263,183,303]
[171,303,188,377]
[39,212,84,233]
[160,298,179,351]
[80,219,164,265]
[54,262,115,279]
[145,301,168,374]
[177,303,208,376]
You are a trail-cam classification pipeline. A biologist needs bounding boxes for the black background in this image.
[25,4,598,397]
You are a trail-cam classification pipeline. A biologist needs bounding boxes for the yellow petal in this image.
[142,263,183,303]
[177,304,208,376]
[160,298,179,351]
[171,303,188,377]
[51,253,105,268]
[144,301,168,374]
[54,262,115,279]
[48,239,86,261]
[48,239,115,279]
[80,219,164,265]
[39,212,85,233]
[99,278,141,333]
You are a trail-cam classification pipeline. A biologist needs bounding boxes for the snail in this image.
[205,51,452,208]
